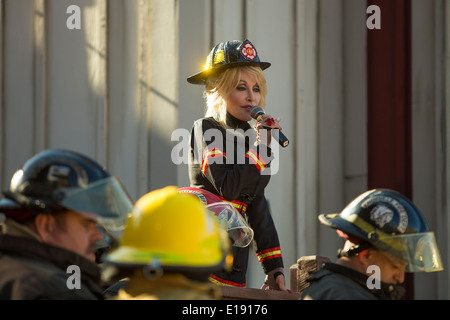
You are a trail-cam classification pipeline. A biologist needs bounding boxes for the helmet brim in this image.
[187,61,271,85]
[58,176,133,239]
[319,213,368,240]
[104,245,225,272]
[0,198,22,211]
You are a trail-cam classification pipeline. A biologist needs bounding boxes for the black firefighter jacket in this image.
[301,263,405,300]
[188,113,284,287]
[0,222,104,300]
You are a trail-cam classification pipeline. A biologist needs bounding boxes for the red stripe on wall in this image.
[366,0,413,300]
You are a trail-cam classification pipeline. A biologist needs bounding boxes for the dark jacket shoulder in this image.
[301,263,404,300]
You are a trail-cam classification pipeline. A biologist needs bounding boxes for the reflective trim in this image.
[208,274,246,287]
[245,149,267,173]
[201,148,226,175]
[218,196,248,214]
[257,247,282,263]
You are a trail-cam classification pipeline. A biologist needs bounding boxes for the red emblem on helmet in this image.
[241,42,257,60]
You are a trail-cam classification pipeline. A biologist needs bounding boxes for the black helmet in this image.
[0,149,133,239]
[187,39,271,85]
[319,189,443,273]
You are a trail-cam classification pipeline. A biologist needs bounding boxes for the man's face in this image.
[44,211,103,262]
[366,249,407,285]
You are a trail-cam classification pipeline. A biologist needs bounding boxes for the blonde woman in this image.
[187,40,286,291]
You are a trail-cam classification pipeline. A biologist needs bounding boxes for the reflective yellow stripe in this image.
[257,247,282,262]
[245,149,267,173]
[208,274,245,287]
[201,148,226,175]
[218,196,248,214]
[344,214,406,252]
[229,201,247,214]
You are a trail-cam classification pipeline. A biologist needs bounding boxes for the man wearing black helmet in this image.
[0,149,133,300]
[300,189,443,300]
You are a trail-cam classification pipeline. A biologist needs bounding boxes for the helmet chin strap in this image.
[337,242,371,258]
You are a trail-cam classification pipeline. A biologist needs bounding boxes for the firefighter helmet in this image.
[0,149,133,240]
[187,39,271,85]
[105,186,229,271]
[319,189,443,272]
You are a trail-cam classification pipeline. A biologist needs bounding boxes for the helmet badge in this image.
[241,42,257,60]
[370,205,394,229]
[363,195,409,233]
[47,165,71,187]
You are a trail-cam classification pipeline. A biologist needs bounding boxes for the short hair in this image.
[336,229,374,257]
[204,66,267,128]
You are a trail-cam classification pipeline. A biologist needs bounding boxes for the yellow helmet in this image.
[105,186,228,270]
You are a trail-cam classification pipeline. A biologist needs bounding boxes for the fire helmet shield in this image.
[206,202,254,248]
[319,189,444,273]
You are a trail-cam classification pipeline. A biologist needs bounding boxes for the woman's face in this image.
[225,71,261,122]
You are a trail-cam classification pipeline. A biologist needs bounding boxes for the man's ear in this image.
[358,249,374,267]
[34,214,55,243]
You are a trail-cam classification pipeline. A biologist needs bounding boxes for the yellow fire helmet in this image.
[105,186,229,271]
